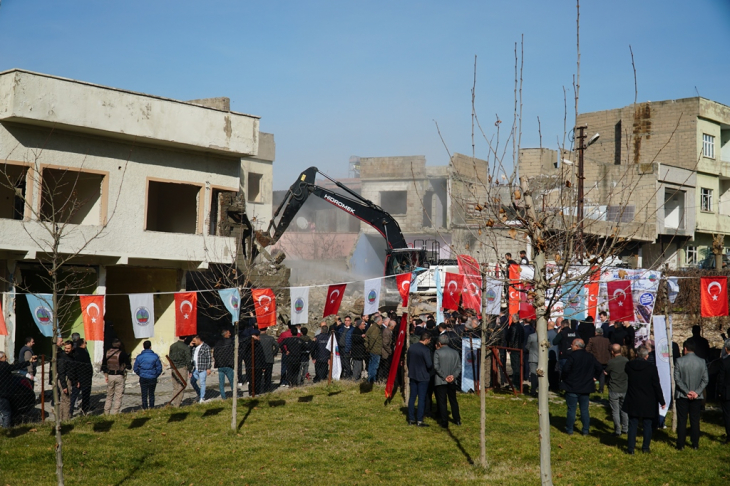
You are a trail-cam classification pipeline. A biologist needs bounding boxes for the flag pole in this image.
[328,330,334,385]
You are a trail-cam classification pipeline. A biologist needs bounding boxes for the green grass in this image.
[2,383,730,485]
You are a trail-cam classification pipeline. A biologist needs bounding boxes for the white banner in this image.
[363,278,381,315]
[461,337,481,393]
[653,315,672,417]
[326,332,342,380]
[290,287,309,325]
[484,278,502,316]
[129,293,155,339]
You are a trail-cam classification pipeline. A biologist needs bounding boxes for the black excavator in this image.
[256,166,431,276]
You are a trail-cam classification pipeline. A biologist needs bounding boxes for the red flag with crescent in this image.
[508,264,521,322]
[80,295,105,341]
[396,273,411,307]
[457,254,480,276]
[323,283,347,317]
[0,300,8,336]
[252,288,277,329]
[385,313,408,399]
[700,276,728,317]
[585,268,600,321]
[443,273,464,311]
[607,280,634,322]
[174,292,197,336]
[462,275,482,312]
[518,283,537,320]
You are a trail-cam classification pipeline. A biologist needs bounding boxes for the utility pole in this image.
[575,125,587,264]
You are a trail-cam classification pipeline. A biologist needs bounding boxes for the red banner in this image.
[443,273,464,311]
[396,273,411,307]
[508,264,521,322]
[173,292,197,336]
[518,283,536,320]
[0,300,7,336]
[80,295,105,341]
[457,254,480,276]
[385,313,407,399]
[462,275,482,312]
[585,268,600,321]
[323,283,347,317]
[607,280,634,322]
[700,276,728,317]
[252,288,277,329]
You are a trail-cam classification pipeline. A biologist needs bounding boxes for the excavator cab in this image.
[384,248,427,276]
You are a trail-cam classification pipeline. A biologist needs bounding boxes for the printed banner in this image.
[484,277,502,316]
[435,269,444,324]
[290,287,309,325]
[174,292,197,336]
[323,284,347,317]
[653,315,672,418]
[80,295,105,341]
[252,288,277,329]
[396,273,411,307]
[218,288,241,323]
[443,273,464,311]
[363,278,382,315]
[561,281,586,321]
[129,293,155,339]
[461,337,481,393]
[0,299,8,336]
[667,277,680,304]
[25,294,53,337]
[326,332,342,380]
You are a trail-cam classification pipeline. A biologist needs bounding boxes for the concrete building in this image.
[0,69,274,361]
[519,97,730,269]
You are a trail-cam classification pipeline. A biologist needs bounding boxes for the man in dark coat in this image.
[407,332,433,426]
[675,338,709,450]
[350,320,368,381]
[0,351,37,428]
[280,329,303,387]
[258,330,279,393]
[586,328,612,393]
[622,346,665,454]
[560,339,602,435]
[313,323,331,383]
[610,321,635,349]
[717,339,730,444]
[70,339,94,415]
[553,319,578,381]
[214,329,235,399]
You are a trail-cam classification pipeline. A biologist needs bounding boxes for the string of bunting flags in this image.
[3,264,729,347]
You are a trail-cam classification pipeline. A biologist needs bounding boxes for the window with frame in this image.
[703,133,715,159]
[686,245,698,265]
[701,187,713,212]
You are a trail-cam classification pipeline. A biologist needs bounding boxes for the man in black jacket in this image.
[407,332,433,427]
[560,339,602,435]
[0,351,37,428]
[70,339,93,416]
[553,319,577,381]
[313,323,331,383]
[281,329,303,387]
[214,329,235,399]
[718,339,730,444]
[622,346,666,454]
[258,331,279,393]
[57,341,75,421]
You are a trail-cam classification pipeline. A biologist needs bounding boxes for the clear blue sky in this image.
[1,0,728,188]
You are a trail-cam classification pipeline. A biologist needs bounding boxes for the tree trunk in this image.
[52,277,64,486]
[231,319,239,431]
[533,251,553,486]
[479,269,488,469]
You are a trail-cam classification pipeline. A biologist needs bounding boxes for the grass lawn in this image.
[2,382,730,485]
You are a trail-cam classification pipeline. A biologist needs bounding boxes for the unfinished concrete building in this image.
[0,69,274,360]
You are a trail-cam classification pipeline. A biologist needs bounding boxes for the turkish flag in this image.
[443,273,464,310]
[0,300,8,336]
[80,295,105,341]
[252,288,277,329]
[508,264,521,322]
[174,292,197,336]
[607,280,634,322]
[585,268,600,321]
[396,273,411,307]
[462,275,482,312]
[457,254,480,276]
[518,283,537,320]
[385,313,407,399]
[700,276,728,317]
[323,284,347,317]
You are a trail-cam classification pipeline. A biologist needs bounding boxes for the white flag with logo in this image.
[290,287,309,325]
[484,277,502,315]
[363,278,381,315]
[326,332,342,380]
[129,293,155,339]
[653,315,672,417]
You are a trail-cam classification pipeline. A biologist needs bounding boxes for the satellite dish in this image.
[296,216,309,230]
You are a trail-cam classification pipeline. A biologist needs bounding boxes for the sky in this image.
[1,0,729,189]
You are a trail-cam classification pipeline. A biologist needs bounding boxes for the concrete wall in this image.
[241,132,275,231]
